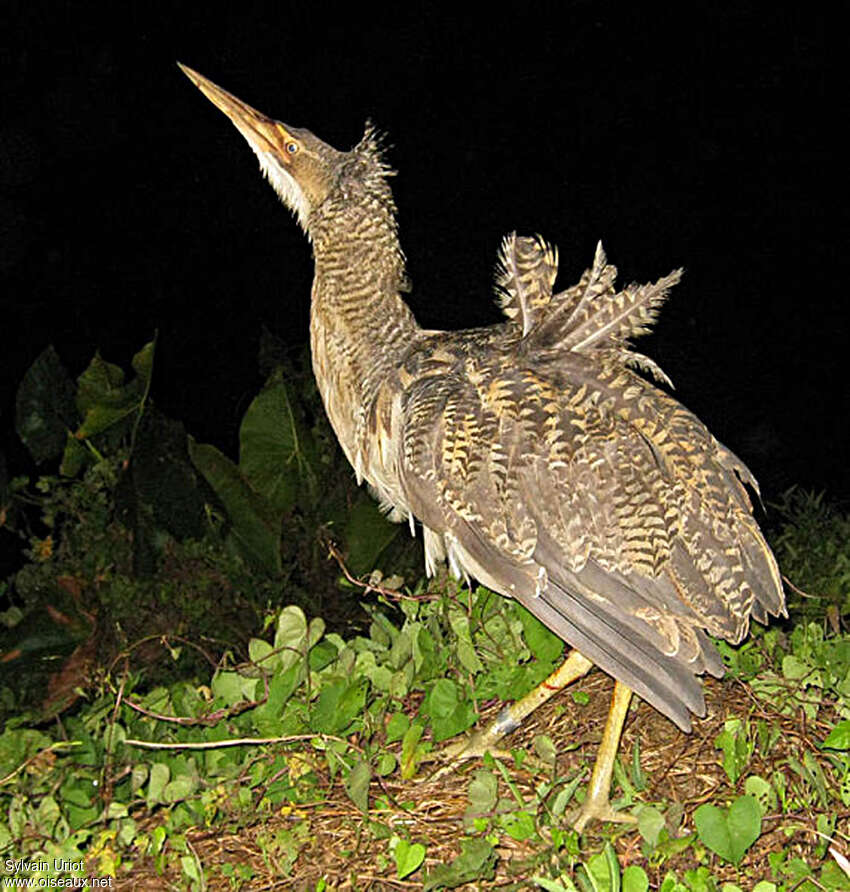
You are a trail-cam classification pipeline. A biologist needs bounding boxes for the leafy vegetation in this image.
[1,340,410,720]
[771,488,850,625]
[1,340,849,889]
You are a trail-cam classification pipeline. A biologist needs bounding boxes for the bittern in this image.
[180,65,786,830]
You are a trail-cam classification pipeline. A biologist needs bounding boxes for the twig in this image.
[0,741,81,786]
[122,733,362,753]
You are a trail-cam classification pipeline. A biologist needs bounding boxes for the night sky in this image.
[1,6,838,513]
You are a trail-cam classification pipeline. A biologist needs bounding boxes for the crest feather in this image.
[354,121,397,179]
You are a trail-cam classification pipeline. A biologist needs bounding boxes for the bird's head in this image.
[179,63,366,234]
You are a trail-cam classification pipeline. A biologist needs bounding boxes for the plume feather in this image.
[494,233,558,334]
[515,241,681,360]
[564,268,682,352]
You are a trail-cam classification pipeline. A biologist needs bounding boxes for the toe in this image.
[570,799,637,833]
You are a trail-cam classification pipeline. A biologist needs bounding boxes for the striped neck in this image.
[307,184,418,466]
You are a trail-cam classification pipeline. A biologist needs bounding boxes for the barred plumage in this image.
[182,65,786,829]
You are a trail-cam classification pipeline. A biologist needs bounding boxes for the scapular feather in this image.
[563,268,682,352]
[494,237,682,364]
[494,233,558,334]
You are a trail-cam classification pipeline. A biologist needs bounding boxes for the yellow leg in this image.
[571,681,637,832]
[431,650,594,777]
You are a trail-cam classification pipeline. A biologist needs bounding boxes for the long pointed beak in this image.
[178,63,295,157]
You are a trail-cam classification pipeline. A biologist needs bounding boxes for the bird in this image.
[179,64,786,830]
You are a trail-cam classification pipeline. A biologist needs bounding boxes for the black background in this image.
[1,5,837,517]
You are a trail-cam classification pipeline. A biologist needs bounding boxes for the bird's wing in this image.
[397,339,784,730]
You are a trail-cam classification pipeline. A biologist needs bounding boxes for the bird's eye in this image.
[285,141,299,155]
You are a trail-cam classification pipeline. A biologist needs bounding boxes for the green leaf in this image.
[181,855,201,883]
[238,371,306,515]
[164,773,197,803]
[388,627,412,670]
[413,624,439,679]
[582,842,622,892]
[433,703,477,743]
[131,765,149,793]
[146,763,170,807]
[622,866,648,892]
[76,354,125,411]
[151,825,167,854]
[501,810,536,841]
[552,773,583,816]
[533,734,557,767]
[802,749,830,807]
[343,493,400,576]
[401,722,426,780]
[309,639,338,672]
[419,677,475,742]
[685,868,719,892]
[273,605,310,672]
[345,758,371,812]
[73,344,154,440]
[377,753,396,776]
[76,403,136,439]
[118,408,206,544]
[253,665,302,736]
[62,780,99,833]
[694,795,761,864]
[131,340,156,385]
[839,769,850,808]
[422,678,477,742]
[635,805,665,847]
[59,432,89,476]
[248,637,274,666]
[427,678,459,719]
[630,739,647,791]
[781,654,812,681]
[0,727,54,778]
[714,719,752,784]
[823,719,850,750]
[466,770,498,816]
[307,616,325,650]
[188,438,282,573]
[448,606,484,673]
[15,345,78,463]
[822,859,850,889]
[394,839,426,879]
[456,638,483,674]
[310,678,367,734]
[32,795,60,838]
[743,775,775,816]
[356,652,393,691]
[386,712,410,744]
[423,838,496,890]
[518,607,564,664]
[658,874,688,892]
[533,879,580,892]
[211,671,257,705]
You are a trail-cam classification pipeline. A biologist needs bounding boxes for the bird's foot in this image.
[424,726,515,782]
[569,796,637,833]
